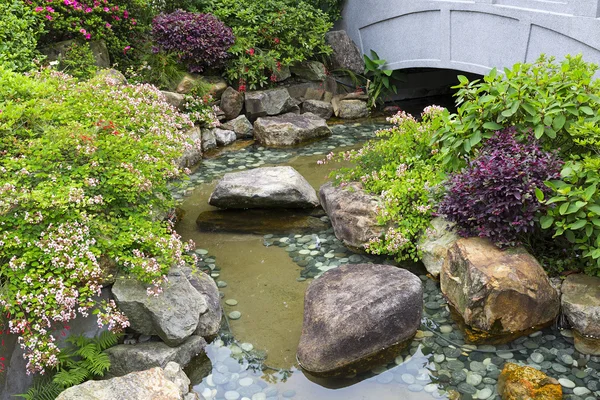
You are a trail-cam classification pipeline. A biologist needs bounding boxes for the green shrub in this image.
[0,66,198,374]
[125,45,187,90]
[302,0,345,22]
[0,0,45,72]
[201,0,332,89]
[57,41,98,80]
[322,106,446,262]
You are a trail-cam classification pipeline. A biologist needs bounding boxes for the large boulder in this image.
[290,61,327,81]
[56,364,189,400]
[112,268,207,346]
[253,112,331,147]
[201,129,217,152]
[244,88,298,120]
[220,87,244,120]
[105,336,206,377]
[209,166,319,209]
[297,264,423,377]
[319,182,384,251]
[177,75,227,98]
[213,128,236,146]
[302,100,333,119]
[161,91,185,109]
[177,126,203,168]
[221,115,253,139]
[41,39,110,68]
[561,274,600,355]
[182,266,222,337]
[325,30,365,75]
[440,238,560,343]
[417,217,459,277]
[497,363,562,400]
[337,99,369,119]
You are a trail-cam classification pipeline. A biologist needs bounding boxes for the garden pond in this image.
[172,118,600,400]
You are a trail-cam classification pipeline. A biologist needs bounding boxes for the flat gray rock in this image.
[297,264,423,377]
[562,274,600,354]
[177,126,203,168]
[182,266,222,338]
[105,336,207,377]
[244,88,298,120]
[253,112,331,147]
[302,100,333,119]
[417,217,459,277]
[221,115,253,139]
[213,128,236,146]
[325,30,365,75]
[201,129,217,152]
[209,166,319,209]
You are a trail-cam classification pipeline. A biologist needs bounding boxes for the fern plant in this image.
[17,331,120,400]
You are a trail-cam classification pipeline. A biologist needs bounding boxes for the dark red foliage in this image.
[438,127,563,247]
[152,11,234,73]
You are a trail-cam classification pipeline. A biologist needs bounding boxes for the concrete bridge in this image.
[338,0,600,76]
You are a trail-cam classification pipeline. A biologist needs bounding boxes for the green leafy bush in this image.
[302,0,345,22]
[0,0,45,72]
[0,66,198,374]
[125,45,187,90]
[322,106,446,261]
[57,41,98,80]
[201,0,332,89]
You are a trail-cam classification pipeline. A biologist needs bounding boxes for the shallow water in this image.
[174,121,600,400]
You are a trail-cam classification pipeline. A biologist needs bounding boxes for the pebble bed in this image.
[175,122,600,400]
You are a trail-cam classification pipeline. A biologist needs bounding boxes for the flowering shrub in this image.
[183,94,220,128]
[0,0,44,72]
[438,128,563,247]
[152,11,234,74]
[321,106,446,261]
[29,0,151,65]
[0,66,198,374]
[202,0,332,89]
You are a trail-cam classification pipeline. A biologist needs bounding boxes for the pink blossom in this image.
[46,6,54,12]
[103,6,109,11]
[85,33,91,40]
[105,22,111,28]
[45,14,53,20]
[34,6,44,11]
[85,7,92,12]
[79,28,87,34]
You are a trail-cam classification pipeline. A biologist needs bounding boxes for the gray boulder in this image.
[209,166,319,209]
[177,75,227,97]
[290,61,327,81]
[201,129,217,152]
[105,336,206,377]
[337,99,369,119]
[302,100,333,119]
[417,217,459,277]
[97,69,127,85]
[561,274,600,355]
[112,268,207,346]
[441,238,560,343]
[182,266,222,338]
[297,264,423,377]
[244,88,298,120]
[161,91,185,109]
[220,87,244,120]
[41,39,110,68]
[177,126,203,168]
[213,128,236,146]
[221,115,253,139]
[319,181,384,251]
[56,366,185,400]
[286,80,337,102]
[273,65,292,82]
[253,112,331,147]
[325,30,365,75]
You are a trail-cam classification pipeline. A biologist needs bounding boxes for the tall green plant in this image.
[0,0,45,72]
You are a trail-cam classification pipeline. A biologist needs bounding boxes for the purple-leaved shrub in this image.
[152,10,234,73]
[438,127,563,247]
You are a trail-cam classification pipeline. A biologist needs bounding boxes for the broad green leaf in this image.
[534,124,544,139]
[581,106,594,115]
[583,185,597,202]
[569,219,587,230]
[540,215,554,229]
[559,202,569,215]
[535,188,545,202]
[482,121,503,130]
[457,75,469,85]
[552,114,566,130]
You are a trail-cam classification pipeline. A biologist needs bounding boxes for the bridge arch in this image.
[337,0,600,76]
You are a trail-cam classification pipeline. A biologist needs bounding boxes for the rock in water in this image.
[561,274,600,355]
[209,166,319,209]
[177,126,203,169]
[221,115,253,139]
[338,99,369,119]
[182,266,222,338]
[440,238,559,343]
[497,363,562,400]
[56,366,184,399]
[201,129,217,152]
[253,113,331,147]
[105,336,207,377]
[318,181,384,251]
[213,128,236,146]
[297,264,423,377]
[417,217,459,277]
[325,30,365,74]
[112,268,207,346]
[302,100,333,119]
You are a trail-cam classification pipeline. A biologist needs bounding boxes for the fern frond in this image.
[14,377,63,400]
[82,352,111,376]
[76,342,100,361]
[95,330,119,351]
[53,366,89,387]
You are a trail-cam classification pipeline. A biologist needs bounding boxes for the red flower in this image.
[273,37,280,44]
[246,48,255,56]
[270,74,277,82]
[238,84,247,93]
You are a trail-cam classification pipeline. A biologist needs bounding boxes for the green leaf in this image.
[559,203,569,215]
[589,205,600,215]
[569,219,587,230]
[535,188,545,202]
[580,106,594,115]
[552,114,566,130]
[534,124,544,139]
[457,75,469,85]
[583,185,597,202]
[482,121,503,130]
[521,102,536,116]
[540,215,554,229]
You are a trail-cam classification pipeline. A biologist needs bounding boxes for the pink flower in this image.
[85,33,91,40]
[79,28,87,34]
[123,45,131,55]
[85,7,92,12]
[46,6,54,12]
[45,14,53,20]
[34,6,44,11]
[103,6,109,11]
[123,10,128,18]
[105,22,111,28]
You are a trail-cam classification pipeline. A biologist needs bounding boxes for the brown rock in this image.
[297,264,422,377]
[497,363,562,400]
[253,112,331,147]
[318,181,384,252]
[441,238,559,343]
[220,87,244,120]
[561,274,600,354]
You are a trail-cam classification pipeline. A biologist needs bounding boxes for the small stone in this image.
[498,351,514,359]
[466,372,482,386]
[560,354,574,365]
[574,387,591,396]
[558,378,576,389]
[457,382,478,395]
[531,352,544,364]
[394,355,404,365]
[239,377,254,387]
[407,384,424,392]
[424,383,438,393]
[376,372,394,384]
[252,394,267,400]
[434,354,445,363]
[371,365,387,374]
[225,299,238,306]
[440,325,453,334]
[282,390,296,398]
[552,363,568,373]
[240,343,254,351]
[228,311,242,320]
[217,281,228,288]
[196,249,209,255]
[401,373,416,384]
[476,387,493,399]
